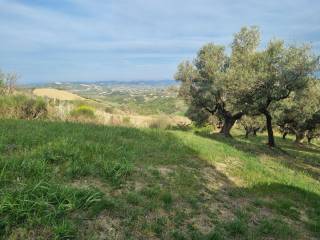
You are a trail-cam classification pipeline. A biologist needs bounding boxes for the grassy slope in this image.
[0,120,319,239]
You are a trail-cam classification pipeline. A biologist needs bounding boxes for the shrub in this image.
[104,106,114,113]
[19,97,48,120]
[0,95,48,119]
[70,105,95,119]
[122,116,131,125]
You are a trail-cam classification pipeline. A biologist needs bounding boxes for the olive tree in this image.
[276,79,320,143]
[175,27,319,144]
[175,27,260,137]
[239,115,265,138]
[237,42,319,146]
[306,126,320,144]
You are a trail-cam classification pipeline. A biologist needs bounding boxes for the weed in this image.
[224,218,248,237]
[257,218,296,239]
[160,191,173,208]
[126,192,143,205]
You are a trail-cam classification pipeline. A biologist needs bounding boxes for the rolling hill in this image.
[33,88,85,101]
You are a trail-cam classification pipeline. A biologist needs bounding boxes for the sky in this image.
[0,0,319,84]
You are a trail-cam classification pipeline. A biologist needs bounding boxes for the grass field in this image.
[0,119,319,239]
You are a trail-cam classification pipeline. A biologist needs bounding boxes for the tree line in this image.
[175,27,320,147]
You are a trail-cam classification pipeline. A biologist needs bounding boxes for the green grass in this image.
[0,119,319,239]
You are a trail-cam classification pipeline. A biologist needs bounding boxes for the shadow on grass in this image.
[228,182,320,238]
[1,119,320,239]
[195,131,320,181]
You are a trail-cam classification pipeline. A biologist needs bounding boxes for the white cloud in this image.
[0,0,319,83]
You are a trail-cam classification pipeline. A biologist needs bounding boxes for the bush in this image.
[104,106,114,113]
[19,97,48,120]
[70,105,95,119]
[0,95,48,119]
[122,116,131,125]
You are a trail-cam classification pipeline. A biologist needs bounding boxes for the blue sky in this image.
[0,0,319,84]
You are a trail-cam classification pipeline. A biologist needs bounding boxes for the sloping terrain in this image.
[0,120,319,239]
[31,88,190,128]
[33,88,85,101]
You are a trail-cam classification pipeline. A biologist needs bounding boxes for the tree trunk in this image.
[307,137,312,144]
[282,132,288,139]
[295,131,305,144]
[220,117,236,137]
[245,129,250,138]
[253,128,259,136]
[263,111,275,147]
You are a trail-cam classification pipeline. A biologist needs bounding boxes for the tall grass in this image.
[0,94,47,120]
[0,119,319,239]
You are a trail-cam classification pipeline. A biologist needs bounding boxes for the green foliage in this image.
[70,105,95,119]
[224,218,248,237]
[122,116,131,125]
[239,115,265,137]
[0,181,104,239]
[275,79,320,142]
[104,105,114,113]
[306,127,320,143]
[19,97,48,120]
[175,26,319,144]
[0,94,47,119]
[175,27,262,130]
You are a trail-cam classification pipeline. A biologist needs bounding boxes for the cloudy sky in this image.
[0,0,319,84]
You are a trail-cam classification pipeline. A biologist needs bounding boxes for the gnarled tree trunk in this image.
[262,110,275,147]
[219,112,244,138]
[282,132,288,139]
[295,131,305,144]
[307,136,312,144]
[245,129,250,138]
[220,116,236,137]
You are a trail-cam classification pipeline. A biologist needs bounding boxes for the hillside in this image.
[33,88,85,101]
[30,87,190,128]
[36,82,187,116]
[1,120,320,239]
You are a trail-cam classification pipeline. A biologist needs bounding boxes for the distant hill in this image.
[94,79,178,87]
[33,88,85,101]
[24,80,178,89]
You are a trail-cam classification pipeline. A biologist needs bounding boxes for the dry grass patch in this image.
[33,88,85,101]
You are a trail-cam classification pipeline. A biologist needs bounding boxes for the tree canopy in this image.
[276,79,320,143]
[175,26,320,146]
